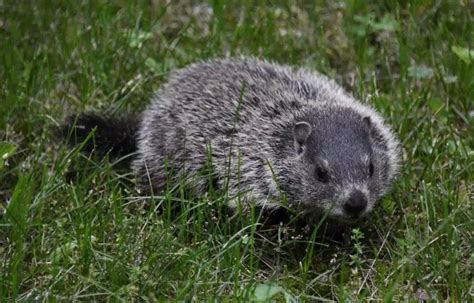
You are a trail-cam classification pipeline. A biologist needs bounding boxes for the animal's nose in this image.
[344,190,367,216]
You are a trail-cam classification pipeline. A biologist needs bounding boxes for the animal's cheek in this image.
[364,196,377,212]
[367,180,383,199]
[297,183,329,205]
[310,185,337,203]
[364,187,384,210]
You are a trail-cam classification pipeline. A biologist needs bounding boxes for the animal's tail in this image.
[61,113,139,160]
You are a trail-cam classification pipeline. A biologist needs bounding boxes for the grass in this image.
[0,0,472,301]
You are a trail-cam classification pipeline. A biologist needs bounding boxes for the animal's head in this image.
[277,105,400,222]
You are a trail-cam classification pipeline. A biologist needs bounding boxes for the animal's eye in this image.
[369,161,374,177]
[315,166,330,183]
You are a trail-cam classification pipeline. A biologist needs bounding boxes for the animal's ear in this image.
[362,116,371,130]
[293,121,312,155]
[362,116,386,148]
[362,116,376,140]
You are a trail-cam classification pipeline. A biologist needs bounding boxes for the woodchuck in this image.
[63,57,401,221]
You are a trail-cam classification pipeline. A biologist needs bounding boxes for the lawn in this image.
[0,0,472,301]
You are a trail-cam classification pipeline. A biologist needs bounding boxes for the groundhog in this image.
[63,57,401,222]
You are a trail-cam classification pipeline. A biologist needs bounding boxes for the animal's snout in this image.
[344,190,367,217]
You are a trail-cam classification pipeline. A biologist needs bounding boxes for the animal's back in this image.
[142,58,345,133]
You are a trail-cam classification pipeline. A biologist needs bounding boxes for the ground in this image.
[0,0,473,301]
